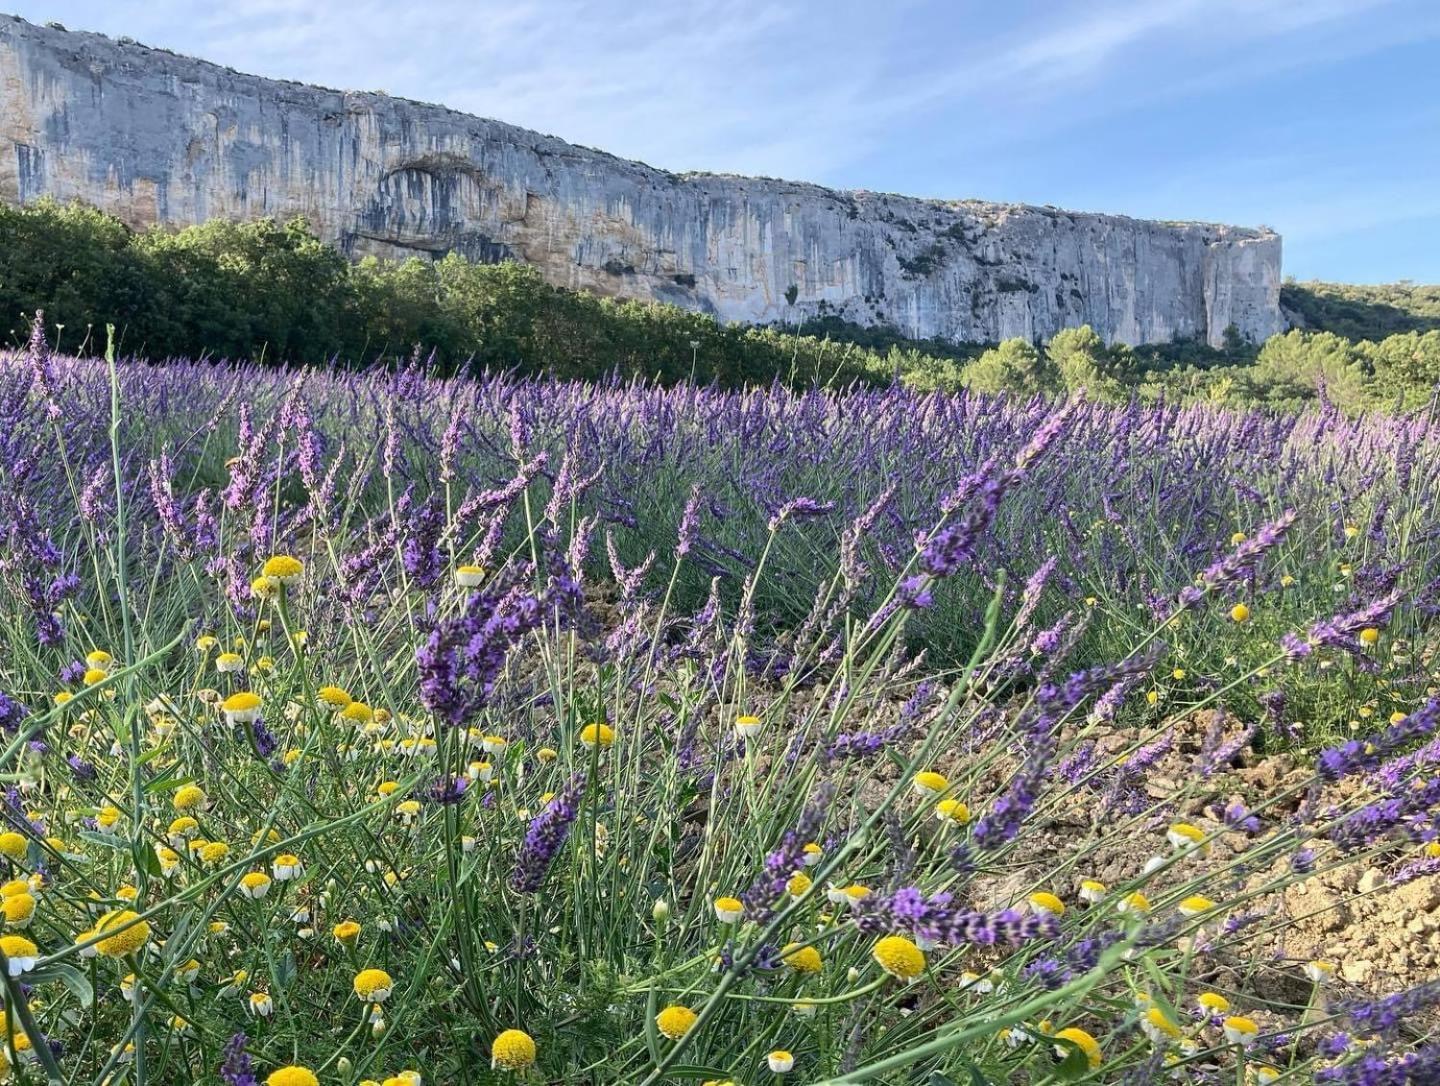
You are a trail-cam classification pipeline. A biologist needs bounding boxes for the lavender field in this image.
[2,332,1440,1085]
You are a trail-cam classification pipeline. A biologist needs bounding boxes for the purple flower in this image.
[1389,856,1440,886]
[511,774,586,894]
[1022,958,1071,989]
[0,692,29,735]
[400,496,446,589]
[149,454,195,555]
[972,753,1045,849]
[767,497,835,532]
[427,776,469,806]
[438,400,467,484]
[1328,776,1440,853]
[1285,588,1406,662]
[1315,1044,1440,1085]
[417,576,551,728]
[853,888,1056,949]
[605,530,656,600]
[1015,557,1058,631]
[237,718,278,761]
[1318,700,1440,782]
[743,785,833,923]
[896,575,933,610]
[676,484,703,559]
[508,399,532,459]
[1223,802,1261,833]
[1339,979,1440,1037]
[220,1033,258,1086]
[824,719,916,763]
[1176,509,1297,611]
[1199,719,1254,777]
[24,311,62,420]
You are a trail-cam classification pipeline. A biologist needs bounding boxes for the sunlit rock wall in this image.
[0,15,1284,347]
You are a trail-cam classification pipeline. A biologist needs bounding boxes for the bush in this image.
[960,338,1057,396]
[1283,279,1440,340]
[1243,329,1372,409]
[5,199,1440,409]
[0,200,947,388]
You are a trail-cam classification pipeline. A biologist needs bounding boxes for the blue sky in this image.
[12,0,1440,282]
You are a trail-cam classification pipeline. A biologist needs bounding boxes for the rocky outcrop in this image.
[0,15,1284,347]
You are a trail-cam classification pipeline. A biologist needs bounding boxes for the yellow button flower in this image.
[871,934,925,980]
[1197,992,1231,1015]
[491,1028,537,1071]
[1223,1016,1259,1046]
[261,555,304,584]
[221,692,262,724]
[333,920,362,946]
[1179,895,1216,917]
[317,685,352,709]
[935,799,970,825]
[1166,822,1207,852]
[579,722,615,748]
[781,942,822,973]
[354,968,394,1002]
[1,893,36,927]
[239,872,272,900]
[1053,1027,1103,1068]
[0,934,38,974]
[95,910,151,957]
[173,784,207,812]
[656,1004,698,1040]
[1118,891,1151,916]
[1027,891,1065,917]
[266,1068,319,1086]
[912,771,949,796]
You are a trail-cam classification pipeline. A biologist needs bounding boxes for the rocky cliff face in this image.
[0,15,1283,347]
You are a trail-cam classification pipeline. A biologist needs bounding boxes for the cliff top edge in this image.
[0,13,1279,241]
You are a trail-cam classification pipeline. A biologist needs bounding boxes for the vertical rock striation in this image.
[0,15,1283,347]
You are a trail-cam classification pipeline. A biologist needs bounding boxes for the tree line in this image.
[3,199,1437,409]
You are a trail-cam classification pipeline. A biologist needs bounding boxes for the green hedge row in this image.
[4,198,1437,408]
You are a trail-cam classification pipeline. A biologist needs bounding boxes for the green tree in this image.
[0,199,150,351]
[1045,325,1128,401]
[1366,330,1440,408]
[959,338,1057,396]
[1244,329,1371,409]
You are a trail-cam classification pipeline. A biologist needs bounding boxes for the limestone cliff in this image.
[0,15,1283,347]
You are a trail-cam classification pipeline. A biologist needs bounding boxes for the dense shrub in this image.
[1283,279,1440,340]
[4,199,1440,409]
[0,201,917,387]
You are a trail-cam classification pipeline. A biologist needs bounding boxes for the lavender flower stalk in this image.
[511,774,586,894]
